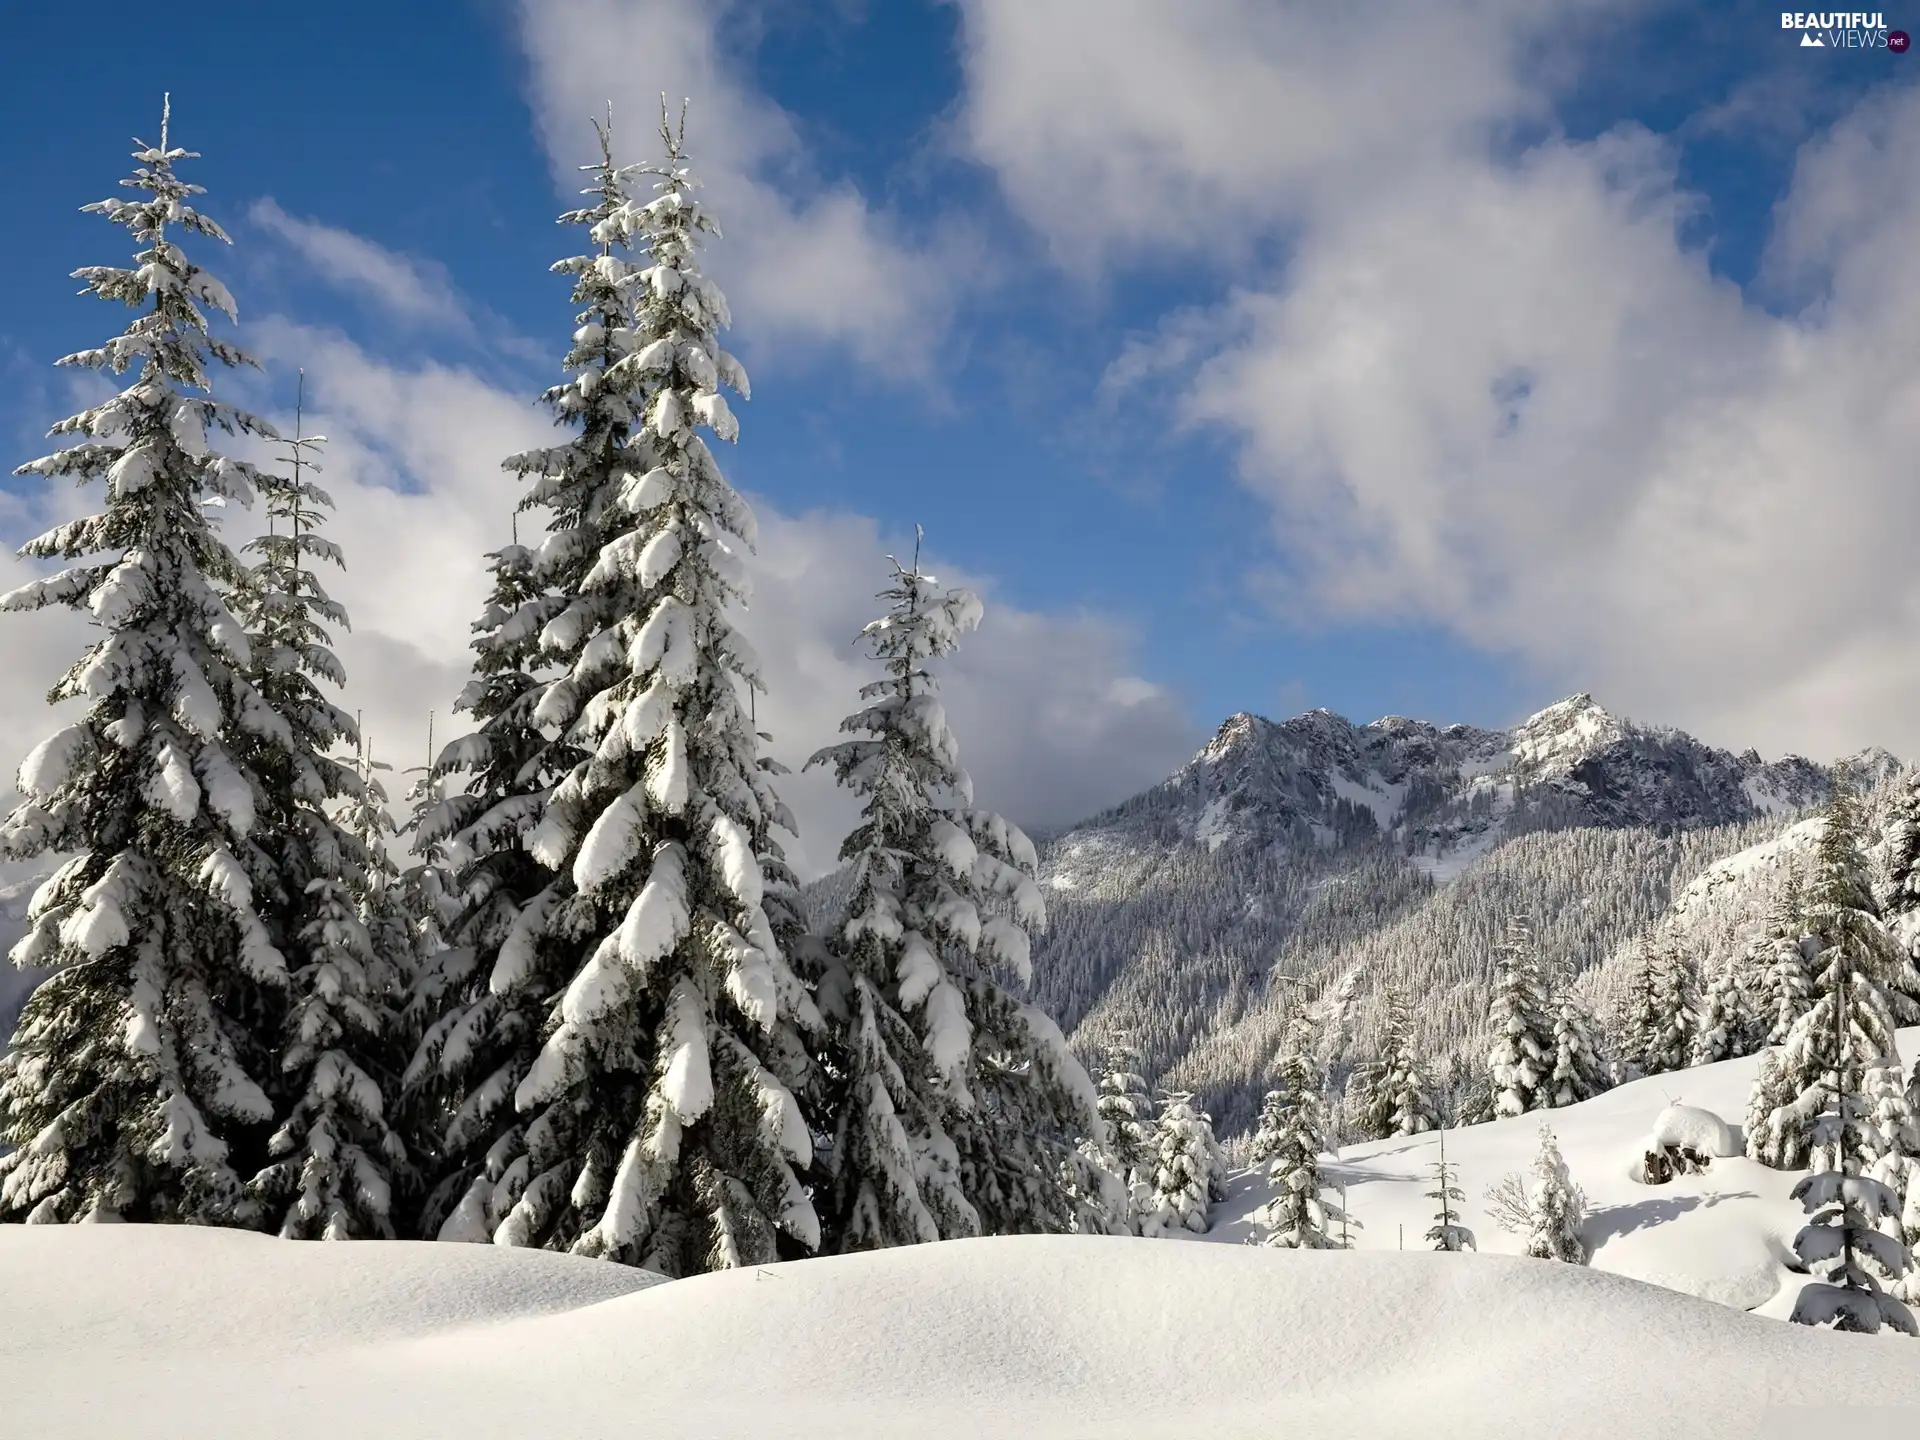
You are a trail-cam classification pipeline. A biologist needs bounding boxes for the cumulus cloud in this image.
[953,0,1620,271]
[957,0,1920,761]
[512,0,962,375]
[248,200,473,334]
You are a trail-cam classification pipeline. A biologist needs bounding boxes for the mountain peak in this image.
[1198,711,1274,764]
[1510,693,1628,775]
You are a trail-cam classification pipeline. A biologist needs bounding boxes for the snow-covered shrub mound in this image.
[1651,1104,1741,1158]
[5,1227,1920,1438]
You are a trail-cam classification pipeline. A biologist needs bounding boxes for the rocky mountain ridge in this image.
[1050,693,1867,881]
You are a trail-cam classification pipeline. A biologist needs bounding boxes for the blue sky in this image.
[1,1,1916,861]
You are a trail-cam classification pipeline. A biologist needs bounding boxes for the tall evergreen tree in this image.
[233,389,405,1238]
[1872,1066,1920,1301]
[1874,766,1920,1024]
[808,541,1106,1247]
[1645,945,1695,1075]
[1488,917,1553,1117]
[1754,786,1905,1173]
[1613,944,1663,1077]
[404,128,641,1245]
[464,105,826,1274]
[1095,1039,1156,1225]
[1522,1124,1589,1264]
[1785,952,1916,1334]
[1143,1091,1223,1237]
[0,101,292,1225]
[1763,875,1818,1047]
[1752,1049,1808,1168]
[1256,1015,1351,1249]
[405,533,568,1241]
[1248,1088,1288,1164]
[1357,988,1437,1138]
[224,372,360,992]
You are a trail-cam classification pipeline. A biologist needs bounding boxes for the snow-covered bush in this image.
[1144,1092,1224,1237]
[1523,1125,1590,1265]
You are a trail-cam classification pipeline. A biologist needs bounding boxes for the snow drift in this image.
[2,1225,1918,1438]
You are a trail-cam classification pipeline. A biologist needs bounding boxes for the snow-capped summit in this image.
[1508,693,1625,777]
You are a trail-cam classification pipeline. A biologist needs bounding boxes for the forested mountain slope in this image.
[1003,693,1897,1134]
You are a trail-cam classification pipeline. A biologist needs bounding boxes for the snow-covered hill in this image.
[1210,1025,1920,1320]
[3,1219,1917,1438]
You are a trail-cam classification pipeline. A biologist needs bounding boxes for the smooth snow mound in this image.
[1651,1103,1741,1158]
[2,1228,1918,1438]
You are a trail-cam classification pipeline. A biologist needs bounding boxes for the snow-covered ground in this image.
[3,1224,1918,1438]
[1210,1026,1920,1321]
[3,1032,1917,1437]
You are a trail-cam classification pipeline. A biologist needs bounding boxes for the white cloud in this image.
[511,0,961,375]
[957,0,1920,763]
[247,200,472,334]
[953,0,1620,272]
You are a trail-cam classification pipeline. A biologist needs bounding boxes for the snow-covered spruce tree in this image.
[1426,1130,1475,1252]
[1763,877,1818,1047]
[1645,946,1695,1076]
[1863,1064,1917,1168]
[1522,1124,1589,1265]
[1613,944,1662,1078]
[1144,1091,1224,1237]
[0,102,294,1225]
[1256,1019,1351,1249]
[232,393,406,1239]
[403,132,646,1245]
[1488,917,1554,1118]
[1442,1053,1496,1128]
[1784,958,1916,1334]
[1875,765,1920,1024]
[1755,785,1905,1174]
[470,106,827,1273]
[1316,966,1361,1075]
[403,533,571,1241]
[395,718,463,987]
[1095,1039,1157,1225]
[1548,985,1607,1108]
[1357,988,1436,1139]
[1691,956,1759,1067]
[1872,1067,1920,1299]
[1248,1088,1288,1164]
[808,543,1106,1247]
